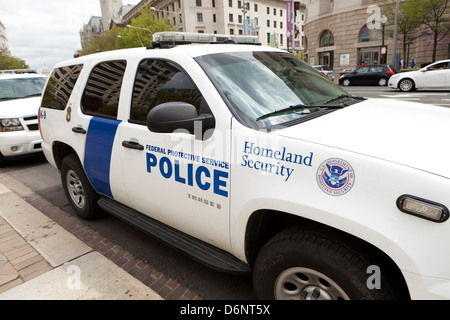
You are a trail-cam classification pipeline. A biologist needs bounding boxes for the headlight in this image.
[0,118,24,132]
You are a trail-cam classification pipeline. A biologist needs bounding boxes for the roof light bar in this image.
[150,32,260,49]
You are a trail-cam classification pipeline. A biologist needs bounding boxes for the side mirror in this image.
[146,102,215,137]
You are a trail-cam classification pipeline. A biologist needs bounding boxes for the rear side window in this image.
[41,64,83,110]
[82,60,126,119]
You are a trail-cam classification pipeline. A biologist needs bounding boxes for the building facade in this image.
[123,0,306,50]
[0,20,9,54]
[304,0,450,74]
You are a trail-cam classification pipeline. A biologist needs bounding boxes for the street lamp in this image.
[241,2,250,35]
[381,15,387,64]
[126,25,153,47]
[150,6,182,30]
[392,0,400,68]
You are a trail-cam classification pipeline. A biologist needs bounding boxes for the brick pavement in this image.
[0,216,53,294]
[0,173,202,300]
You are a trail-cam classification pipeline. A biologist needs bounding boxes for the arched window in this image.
[319,30,334,47]
[359,25,382,43]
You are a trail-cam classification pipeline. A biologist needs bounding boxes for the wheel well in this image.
[245,209,410,299]
[52,142,77,171]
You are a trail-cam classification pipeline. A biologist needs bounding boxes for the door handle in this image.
[122,140,144,151]
[72,127,86,134]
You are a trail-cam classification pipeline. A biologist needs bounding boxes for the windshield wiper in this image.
[324,94,353,105]
[257,103,344,121]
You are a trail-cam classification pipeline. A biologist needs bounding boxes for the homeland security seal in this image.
[317,158,355,196]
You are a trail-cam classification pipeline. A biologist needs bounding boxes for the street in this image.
[343,85,450,107]
[1,85,449,300]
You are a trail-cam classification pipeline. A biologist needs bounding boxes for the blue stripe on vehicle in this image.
[84,117,121,199]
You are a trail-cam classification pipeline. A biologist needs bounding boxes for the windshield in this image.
[196,51,352,128]
[0,77,46,102]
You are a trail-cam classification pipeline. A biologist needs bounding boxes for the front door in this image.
[115,58,232,250]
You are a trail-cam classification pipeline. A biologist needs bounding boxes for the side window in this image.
[41,64,83,110]
[82,60,126,119]
[130,59,206,124]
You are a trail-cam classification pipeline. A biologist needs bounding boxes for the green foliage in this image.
[78,5,174,56]
[0,49,29,70]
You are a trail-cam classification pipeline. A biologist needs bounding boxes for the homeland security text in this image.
[241,141,314,181]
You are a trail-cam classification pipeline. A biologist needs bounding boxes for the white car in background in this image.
[388,60,450,92]
[0,72,46,166]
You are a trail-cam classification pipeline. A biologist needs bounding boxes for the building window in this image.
[197,13,203,22]
[230,28,234,35]
[319,30,334,47]
[280,22,283,29]
[254,4,258,12]
[267,20,270,27]
[267,7,270,14]
[238,0,242,9]
[196,0,202,6]
[273,21,277,28]
[238,15,242,24]
[229,0,232,7]
[273,8,276,15]
[358,25,382,42]
[178,0,181,8]
[229,13,234,22]
[280,10,283,17]
[213,14,216,23]
[212,0,215,7]
[267,32,271,44]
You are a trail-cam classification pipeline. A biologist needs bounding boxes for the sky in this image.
[0,0,141,73]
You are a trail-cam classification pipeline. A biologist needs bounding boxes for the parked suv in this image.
[39,32,450,300]
[0,72,46,166]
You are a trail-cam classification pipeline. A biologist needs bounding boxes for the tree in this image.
[420,0,450,62]
[382,0,423,65]
[78,5,174,56]
[0,49,29,70]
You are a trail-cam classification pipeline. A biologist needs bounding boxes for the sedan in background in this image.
[312,65,335,81]
[388,60,450,92]
[339,65,398,87]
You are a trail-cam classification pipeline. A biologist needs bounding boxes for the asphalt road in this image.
[342,85,450,108]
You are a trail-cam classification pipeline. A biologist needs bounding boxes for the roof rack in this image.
[149,32,261,49]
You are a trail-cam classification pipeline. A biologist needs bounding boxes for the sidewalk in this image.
[0,181,162,300]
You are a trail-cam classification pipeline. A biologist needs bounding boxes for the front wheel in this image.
[398,78,415,92]
[61,154,100,220]
[252,227,403,300]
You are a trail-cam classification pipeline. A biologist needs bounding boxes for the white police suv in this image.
[39,32,450,300]
[0,72,46,166]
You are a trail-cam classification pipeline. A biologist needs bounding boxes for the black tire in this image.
[252,227,403,300]
[398,78,415,92]
[378,77,388,86]
[342,78,351,87]
[61,153,100,220]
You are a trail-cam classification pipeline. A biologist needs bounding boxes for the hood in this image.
[273,98,450,178]
[0,96,41,118]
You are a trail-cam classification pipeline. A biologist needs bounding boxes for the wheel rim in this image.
[399,79,413,91]
[343,79,350,86]
[274,267,350,300]
[66,169,86,209]
[379,78,387,86]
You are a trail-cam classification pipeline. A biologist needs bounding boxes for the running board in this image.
[98,197,251,275]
